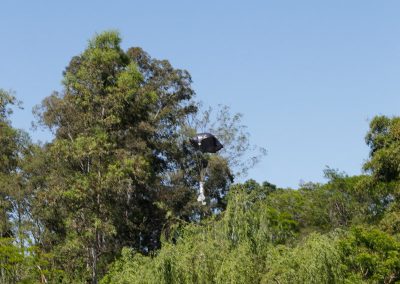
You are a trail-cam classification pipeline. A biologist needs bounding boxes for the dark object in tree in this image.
[190,133,223,205]
[189,133,223,153]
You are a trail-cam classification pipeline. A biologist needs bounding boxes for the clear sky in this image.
[1,1,400,188]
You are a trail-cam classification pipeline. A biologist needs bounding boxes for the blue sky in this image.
[1,1,400,188]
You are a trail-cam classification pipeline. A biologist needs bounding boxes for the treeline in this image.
[0,31,258,283]
[102,170,400,283]
[1,31,400,283]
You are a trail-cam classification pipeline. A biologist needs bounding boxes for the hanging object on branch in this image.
[190,133,223,205]
[189,133,223,153]
[197,181,206,205]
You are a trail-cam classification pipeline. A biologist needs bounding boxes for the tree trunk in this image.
[91,246,97,284]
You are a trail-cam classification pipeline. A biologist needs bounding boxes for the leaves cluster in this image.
[0,31,258,283]
[3,32,400,284]
[102,116,400,284]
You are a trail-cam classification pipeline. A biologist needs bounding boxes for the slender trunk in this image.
[91,245,97,284]
[17,204,22,248]
[91,167,102,284]
[1,266,5,284]
[37,266,48,283]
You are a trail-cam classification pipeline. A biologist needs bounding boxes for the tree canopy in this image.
[1,31,400,283]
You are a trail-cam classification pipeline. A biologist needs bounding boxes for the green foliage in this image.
[379,206,400,237]
[5,31,400,284]
[0,237,63,284]
[30,31,253,282]
[340,226,400,283]
[101,182,299,283]
[100,248,158,284]
[262,232,346,284]
[364,116,400,182]
[0,237,25,282]
[100,179,400,284]
[307,171,366,229]
[101,170,400,284]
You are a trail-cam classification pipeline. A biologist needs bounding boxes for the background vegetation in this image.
[1,31,400,283]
